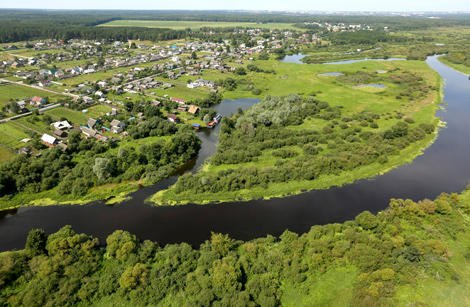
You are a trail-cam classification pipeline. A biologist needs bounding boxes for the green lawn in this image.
[98,20,299,30]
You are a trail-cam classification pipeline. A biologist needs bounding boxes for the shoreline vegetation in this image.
[1,189,469,306]
[151,61,442,206]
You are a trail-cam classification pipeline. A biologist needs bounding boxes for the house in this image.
[177,107,187,112]
[30,96,46,106]
[110,108,119,116]
[167,114,180,124]
[110,119,125,134]
[41,134,58,146]
[88,118,98,129]
[95,90,106,98]
[55,70,65,79]
[51,120,72,130]
[38,80,51,87]
[97,81,108,88]
[187,82,199,89]
[151,100,161,107]
[172,98,186,104]
[53,129,67,138]
[80,126,98,138]
[17,147,31,156]
[188,106,199,115]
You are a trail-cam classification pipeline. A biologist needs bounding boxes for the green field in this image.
[0,121,31,149]
[44,107,90,125]
[0,84,53,103]
[98,20,299,30]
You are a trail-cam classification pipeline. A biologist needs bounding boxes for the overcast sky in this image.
[2,0,470,12]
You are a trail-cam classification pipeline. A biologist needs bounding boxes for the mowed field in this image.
[98,20,299,30]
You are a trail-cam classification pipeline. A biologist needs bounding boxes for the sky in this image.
[1,0,470,12]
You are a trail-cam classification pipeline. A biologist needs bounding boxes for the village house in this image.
[41,133,58,146]
[110,119,125,134]
[51,120,72,130]
[38,80,51,87]
[167,114,180,124]
[30,96,46,106]
[88,118,98,129]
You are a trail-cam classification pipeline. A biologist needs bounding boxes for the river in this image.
[1,55,469,252]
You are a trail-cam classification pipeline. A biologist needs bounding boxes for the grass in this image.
[0,84,55,102]
[15,117,53,134]
[98,20,299,30]
[44,107,91,126]
[0,121,31,149]
[438,57,470,75]
[151,58,441,205]
[0,146,15,162]
[86,104,115,118]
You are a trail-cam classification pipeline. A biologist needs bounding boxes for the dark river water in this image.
[1,55,469,252]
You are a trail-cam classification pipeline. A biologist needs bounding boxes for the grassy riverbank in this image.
[151,59,442,206]
[438,56,470,75]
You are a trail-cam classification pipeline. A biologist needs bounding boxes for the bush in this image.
[251,88,262,95]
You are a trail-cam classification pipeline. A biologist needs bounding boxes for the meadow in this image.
[98,20,299,30]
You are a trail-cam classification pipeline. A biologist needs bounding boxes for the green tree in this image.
[191,51,198,59]
[203,114,211,124]
[234,67,247,75]
[25,229,47,257]
[93,157,113,181]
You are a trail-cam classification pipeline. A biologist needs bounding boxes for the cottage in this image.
[30,96,46,106]
[51,120,72,130]
[88,118,98,129]
[110,119,126,134]
[80,126,98,137]
[53,129,67,138]
[170,98,185,105]
[41,134,58,146]
[188,106,199,115]
[167,114,180,124]
[38,80,51,87]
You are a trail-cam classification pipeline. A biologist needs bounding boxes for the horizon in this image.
[1,0,470,13]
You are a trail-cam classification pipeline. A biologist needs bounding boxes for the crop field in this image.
[98,20,299,30]
[0,146,16,161]
[0,121,31,149]
[15,117,53,135]
[0,84,53,102]
[44,107,90,125]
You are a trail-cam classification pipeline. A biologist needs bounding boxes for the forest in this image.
[2,10,470,43]
[0,190,469,306]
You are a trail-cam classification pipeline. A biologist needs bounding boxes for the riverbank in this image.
[151,57,443,206]
[438,56,470,75]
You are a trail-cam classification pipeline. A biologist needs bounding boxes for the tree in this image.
[93,157,113,181]
[234,67,247,76]
[191,51,198,59]
[9,101,20,114]
[25,229,47,257]
[130,42,137,49]
[203,114,211,124]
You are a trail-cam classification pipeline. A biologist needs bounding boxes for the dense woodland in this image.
[171,94,435,197]
[2,10,470,43]
[0,191,469,306]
